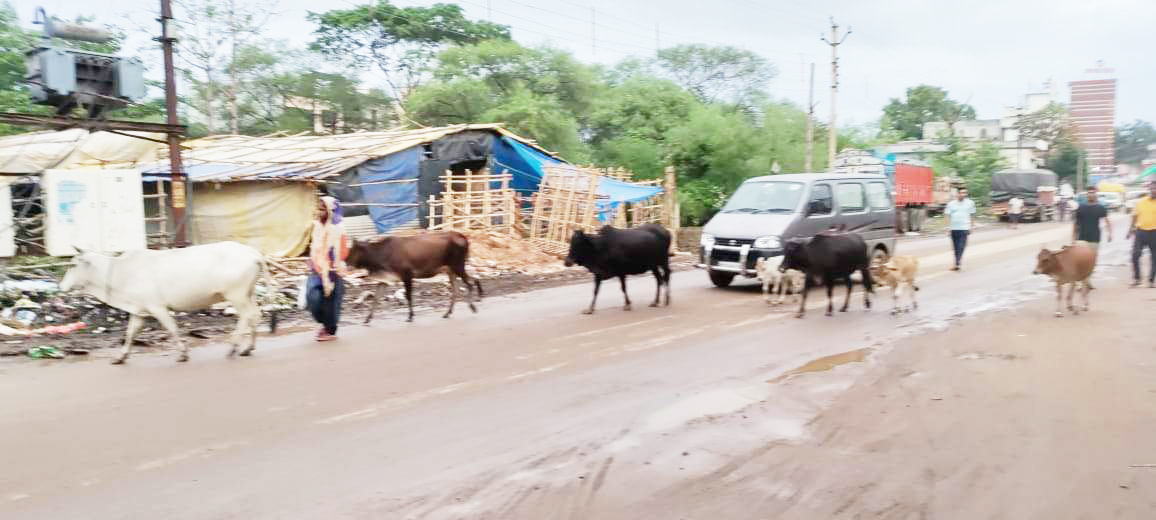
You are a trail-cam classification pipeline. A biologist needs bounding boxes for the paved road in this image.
[0,216,1133,519]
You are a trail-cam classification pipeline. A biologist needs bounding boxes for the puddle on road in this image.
[767,347,873,384]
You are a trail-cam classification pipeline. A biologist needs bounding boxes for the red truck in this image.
[891,163,936,233]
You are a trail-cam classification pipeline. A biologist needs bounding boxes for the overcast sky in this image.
[13,0,1153,127]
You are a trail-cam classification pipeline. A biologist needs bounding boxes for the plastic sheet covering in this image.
[189,181,316,257]
[491,136,566,193]
[0,129,162,174]
[355,147,421,233]
[491,136,663,221]
[990,169,1058,202]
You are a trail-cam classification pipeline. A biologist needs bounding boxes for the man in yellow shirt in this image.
[1129,181,1156,287]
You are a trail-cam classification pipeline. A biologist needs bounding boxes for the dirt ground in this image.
[615,280,1156,519]
[0,255,697,358]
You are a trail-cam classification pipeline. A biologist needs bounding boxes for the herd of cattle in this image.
[54,222,1096,364]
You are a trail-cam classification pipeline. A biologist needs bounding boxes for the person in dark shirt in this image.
[1073,186,1113,250]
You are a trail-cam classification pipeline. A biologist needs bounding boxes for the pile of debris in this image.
[463,230,565,276]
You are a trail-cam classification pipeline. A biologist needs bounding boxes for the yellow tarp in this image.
[190,181,316,257]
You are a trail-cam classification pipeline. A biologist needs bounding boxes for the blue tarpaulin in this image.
[491,136,663,222]
[357,147,421,232]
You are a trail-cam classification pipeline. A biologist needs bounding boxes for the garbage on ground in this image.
[26,345,65,359]
[0,321,87,337]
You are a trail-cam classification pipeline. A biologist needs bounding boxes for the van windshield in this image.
[720,181,804,214]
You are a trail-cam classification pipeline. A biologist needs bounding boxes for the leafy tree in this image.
[431,40,598,119]
[654,44,774,106]
[931,135,1008,203]
[1013,102,1070,149]
[309,1,508,100]
[881,85,976,140]
[1047,141,1083,181]
[1116,120,1156,166]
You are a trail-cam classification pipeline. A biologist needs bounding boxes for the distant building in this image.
[1069,63,1116,175]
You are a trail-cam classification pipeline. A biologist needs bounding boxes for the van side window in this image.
[866,182,891,210]
[837,182,866,213]
[808,184,833,216]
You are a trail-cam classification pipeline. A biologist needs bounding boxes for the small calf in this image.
[1032,243,1095,317]
[871,255,920,314]
[755,257,805,305]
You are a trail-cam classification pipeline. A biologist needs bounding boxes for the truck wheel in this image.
[709,271,735,288]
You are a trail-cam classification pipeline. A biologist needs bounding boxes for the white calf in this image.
[755,257,805,305]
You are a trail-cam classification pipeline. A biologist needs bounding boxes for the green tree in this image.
[655,44,774,106]
[1013,102,1071,150]
[1047,142,1083,181]
[1116,120,1156,166]
[430,40,598,119]
[881,85,976,140]
[309,1,508,100]
[931,135,1008,203]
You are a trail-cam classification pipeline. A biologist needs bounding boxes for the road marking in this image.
[550,315,676,343]
[135,440,248,471]
[314,408,379,425]
[505,362,569,381]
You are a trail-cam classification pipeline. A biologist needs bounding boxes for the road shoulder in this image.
[648,275,1156,518]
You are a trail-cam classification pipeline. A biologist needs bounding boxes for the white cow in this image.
[59,241,276,364]
[755,256,805,305]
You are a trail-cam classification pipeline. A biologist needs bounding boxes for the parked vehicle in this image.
[928,175,961,216]
[698,173,897,288]
[990,169,1058,222]
[891,163,934,232]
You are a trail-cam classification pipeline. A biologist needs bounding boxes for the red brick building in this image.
[1068,78,1116,174]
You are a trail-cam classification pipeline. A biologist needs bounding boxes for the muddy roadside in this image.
[617,275,1156,519]
[0,255,698,359]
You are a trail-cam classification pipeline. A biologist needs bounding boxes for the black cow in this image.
[564,224,672,314]
[779,231,874,318]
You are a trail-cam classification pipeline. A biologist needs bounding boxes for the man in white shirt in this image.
[1007,196,1024,229]
[945,187,977,271]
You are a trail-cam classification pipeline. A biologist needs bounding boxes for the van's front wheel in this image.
[709,271,735,288]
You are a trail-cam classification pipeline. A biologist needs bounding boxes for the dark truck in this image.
[990,169,1058,223]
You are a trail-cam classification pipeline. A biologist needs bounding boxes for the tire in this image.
[709,271,735,288]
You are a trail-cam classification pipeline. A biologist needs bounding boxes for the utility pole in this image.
[159,0,188,246]
[821,18,850,172]
[1076,153,1085,194]
[805,63,816,172]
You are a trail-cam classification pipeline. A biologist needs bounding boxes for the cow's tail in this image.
[261,257,279,334]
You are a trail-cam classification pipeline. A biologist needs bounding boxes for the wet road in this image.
[0,216,1132,519]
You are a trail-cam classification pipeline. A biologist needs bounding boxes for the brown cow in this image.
[346,231,483,323]
[870,255,920,315]
[1032,243,1095,317]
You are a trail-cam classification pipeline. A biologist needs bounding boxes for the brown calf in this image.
[346,231,483,323]
[1032,243,1095,317]
[870,255,920,315]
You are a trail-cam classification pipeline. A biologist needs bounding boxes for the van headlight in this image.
[700,233,715,247]
[753,236,781,249]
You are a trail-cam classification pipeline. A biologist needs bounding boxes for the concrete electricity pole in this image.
[821,18,850,172]
[805,63,816,172]
[159,0,188,246]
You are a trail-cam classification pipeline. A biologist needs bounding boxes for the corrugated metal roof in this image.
[143,124,558,183]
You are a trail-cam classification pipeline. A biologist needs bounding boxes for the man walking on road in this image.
[946,187,976,271]
[1128,181,1156,288]
[1008,195,1024,229]
[1073,186,1112,252]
